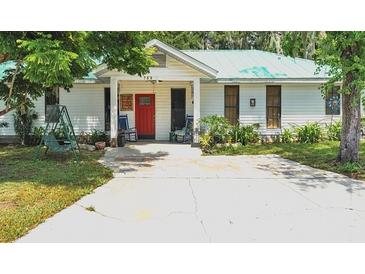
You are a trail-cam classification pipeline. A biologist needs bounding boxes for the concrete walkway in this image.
[18,142,365,242]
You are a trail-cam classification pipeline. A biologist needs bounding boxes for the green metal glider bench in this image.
[43,134,73,153]
[36,105,80,161]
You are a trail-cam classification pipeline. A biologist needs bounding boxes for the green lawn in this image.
[209,141,365,180]
[0,146,113,242]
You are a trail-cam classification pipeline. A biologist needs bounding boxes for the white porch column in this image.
[193,78,201,145]
[110,77,118,147]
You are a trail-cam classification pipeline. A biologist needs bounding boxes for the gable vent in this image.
[152,53,166,68]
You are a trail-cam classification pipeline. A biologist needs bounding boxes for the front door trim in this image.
[135,94,156,139]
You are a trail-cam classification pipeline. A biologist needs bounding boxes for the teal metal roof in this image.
[1,49,329,81]
[182,49,329,80]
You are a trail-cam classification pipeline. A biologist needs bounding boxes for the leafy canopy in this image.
[0,31,155,113]
[315,32,365,97]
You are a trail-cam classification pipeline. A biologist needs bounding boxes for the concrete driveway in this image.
[18,142,365,242]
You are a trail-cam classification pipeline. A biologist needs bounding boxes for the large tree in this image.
[315,32,365,163]
[0,31,155,116]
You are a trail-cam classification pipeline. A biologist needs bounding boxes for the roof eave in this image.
[201,77,332,84]
[146,39,218,78]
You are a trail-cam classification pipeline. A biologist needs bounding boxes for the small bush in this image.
[280,128,294,143]
[326,121,341,141]
[200,115,232,144]
[13,109,38,146]
[199,133,213,152]
[231,124,260,145]
[78,131,91,144]
[31,126,45,145]
[90,129,108,145]
[295,122,323,144]
[338,162,362,174]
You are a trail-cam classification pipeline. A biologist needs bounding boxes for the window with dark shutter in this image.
[266,86,281,129]
[325,87,341,115]
[224,86,239,125]
[45,88,60,123]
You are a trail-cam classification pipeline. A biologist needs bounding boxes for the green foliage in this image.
[231,124,260,145]
[338,162,362,174]
[315,32,365,97]
[326,121,342,141]
[208,140,365,180]
[147,31,322,58]
[13,109,38,146]
[90,129,108,145]
[200,115,232,144]
[295,122,323,144]
[315,32,365,162]
[282,32,322,59]
[280,128,294,143]
[0,70,46,114]
[78,131,91,145]
[0,31,154,115]
[51,128,66,140]
[76,129,108,145]
[199,115,259,149]
[199,134,213,152]
[31,126,45,146]
[361,118,365,127]
[0,146,112,242]
[87,32,156,76]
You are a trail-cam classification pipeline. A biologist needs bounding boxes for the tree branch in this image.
[0,107,14,116]
[5,61,21,112]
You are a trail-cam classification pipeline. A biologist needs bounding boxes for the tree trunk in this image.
[339,84,361,163]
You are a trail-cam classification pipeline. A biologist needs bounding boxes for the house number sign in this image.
[120,94,133,111]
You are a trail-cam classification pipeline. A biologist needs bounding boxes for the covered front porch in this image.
[109,77,201,146]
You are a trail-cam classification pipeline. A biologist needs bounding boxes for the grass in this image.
[209,141,365,180]
[0,146,113,242]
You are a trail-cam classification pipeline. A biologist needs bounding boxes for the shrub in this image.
[90,129,108,145]
[200,115,231,144]
[199,133,213,152]
[231,124,260,145]
[295,122,323,144]
[280,128,294,143]
[78,131,91,144]
[13,109,38,146]
[338,162,362,174]
[326,121,342,141]
[31,126,45,145]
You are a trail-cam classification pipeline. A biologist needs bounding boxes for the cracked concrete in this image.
[17,142,365,242]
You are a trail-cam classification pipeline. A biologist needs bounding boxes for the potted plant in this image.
[95,141,106,150]
[91,129,108,150]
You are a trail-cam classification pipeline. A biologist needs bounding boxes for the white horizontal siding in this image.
[200,83,342,134]
[0,100,15,135]
[0,82,349,140]
[0,96,45,136]
[120,81,193,140]
[281,84,341,130]
[200,84,224,118]
[59,86,105,134]
[101,55,206,80]
[239,84,266,129]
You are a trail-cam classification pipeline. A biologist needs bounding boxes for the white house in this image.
[0,39,341,145]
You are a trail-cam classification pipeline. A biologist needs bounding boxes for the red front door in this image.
[135,94,155,138]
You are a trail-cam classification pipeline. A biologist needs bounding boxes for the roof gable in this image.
[145,39,218,78]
